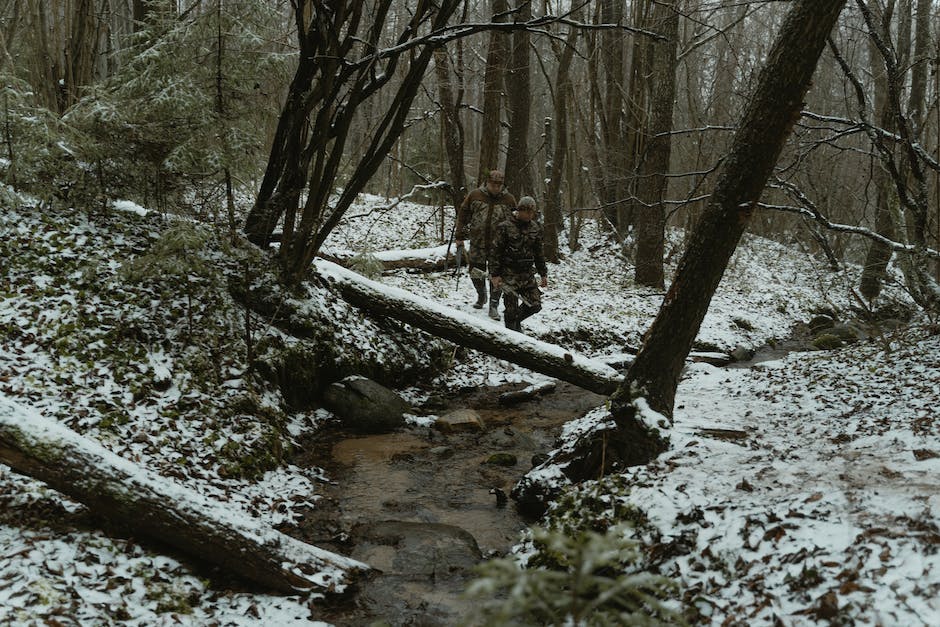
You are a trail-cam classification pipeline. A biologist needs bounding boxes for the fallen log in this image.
[319,243,460,272]
[314,259,622,395]
[498,381,557,405]
[0,395,368,594]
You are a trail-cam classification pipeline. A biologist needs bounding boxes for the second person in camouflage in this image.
[489,196,548,332]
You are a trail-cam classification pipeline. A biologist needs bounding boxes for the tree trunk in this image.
[543,20,579,264]
[503,0,533,195]
[314,259,621,395]
[598,0,627,232]
[859,0,897,302]
[633,1,679,289]
[619,0,846,417]
[434,45,467,210]
[518,0,847,494]
[0,396,367,594]
[477,0,509,186]
[855,0,940,309]
[65,0,100,109]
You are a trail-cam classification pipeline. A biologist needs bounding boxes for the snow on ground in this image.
[629,333,940,624]
[327,194,939,625]
[1,190,936,625]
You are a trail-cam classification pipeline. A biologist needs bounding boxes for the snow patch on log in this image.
[314,258,622,394]
[0,395,368,593]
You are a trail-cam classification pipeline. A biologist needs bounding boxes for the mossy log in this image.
[314,259,622,396]
[0,396,368,594]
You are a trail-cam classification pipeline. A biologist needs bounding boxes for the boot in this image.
[488,288,501,319]
[471,278,487,309]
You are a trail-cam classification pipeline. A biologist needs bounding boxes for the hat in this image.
[517,196,536,209]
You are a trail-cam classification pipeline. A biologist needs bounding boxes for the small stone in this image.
[433,409,485,433]
[429,446,455,459]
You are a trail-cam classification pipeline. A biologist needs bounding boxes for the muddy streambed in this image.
[294,381,605,626]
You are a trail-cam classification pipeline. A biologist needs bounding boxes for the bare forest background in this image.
[2,0,939,303]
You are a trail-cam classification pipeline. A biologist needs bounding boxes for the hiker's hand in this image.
[539,276,547,288]
[491,276,502,289]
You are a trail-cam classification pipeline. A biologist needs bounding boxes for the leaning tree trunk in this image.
[0,396,367,593]
[518,0,848,495]
[314,259,621,395]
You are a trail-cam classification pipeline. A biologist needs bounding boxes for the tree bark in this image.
[0,396,367,594]
[619,0,846,418]
[543,19,579,264]
[516,0,847,495]
[434,45,467,210]
[859,0,897,302]
[477,0,509,186]
[314,259,622,396]
[503,0,533,195]
[597,0,627,232]
[633,1,679,289]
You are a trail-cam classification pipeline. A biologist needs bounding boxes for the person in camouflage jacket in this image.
[456,169,517,319]
[489,196,548,332]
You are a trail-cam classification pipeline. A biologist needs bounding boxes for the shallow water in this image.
[296,381,604,625]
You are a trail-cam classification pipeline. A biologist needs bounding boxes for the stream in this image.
[292,336,816,625]
[295,381,605,626]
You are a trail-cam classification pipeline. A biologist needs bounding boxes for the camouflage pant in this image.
[467,243,491,279]
[501,271,542,326]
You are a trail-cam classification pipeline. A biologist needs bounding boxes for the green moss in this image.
[482,453,518,466]
[732,317,754,331]
[216,394,290,480]
[812,333,843,350]
[218,426,288,480]
[99,410,131,431]
[147,583,196,615]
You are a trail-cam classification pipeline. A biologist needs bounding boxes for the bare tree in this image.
[477,0,509,186]
[543,17,579,263]
[434,43,468,210]
[633,0,679,289]
[516,0,848,497]
[243,1,464,286]
[503,0,534,195]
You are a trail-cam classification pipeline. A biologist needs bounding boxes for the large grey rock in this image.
[322,376,411,433]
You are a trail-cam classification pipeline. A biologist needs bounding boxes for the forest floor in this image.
[0,191,938,625]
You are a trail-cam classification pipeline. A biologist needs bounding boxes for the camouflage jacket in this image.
[455,186,517,249]
[489,215,547,279]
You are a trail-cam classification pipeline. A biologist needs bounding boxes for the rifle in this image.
[453,244,465,290]
[498,281,534,307]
